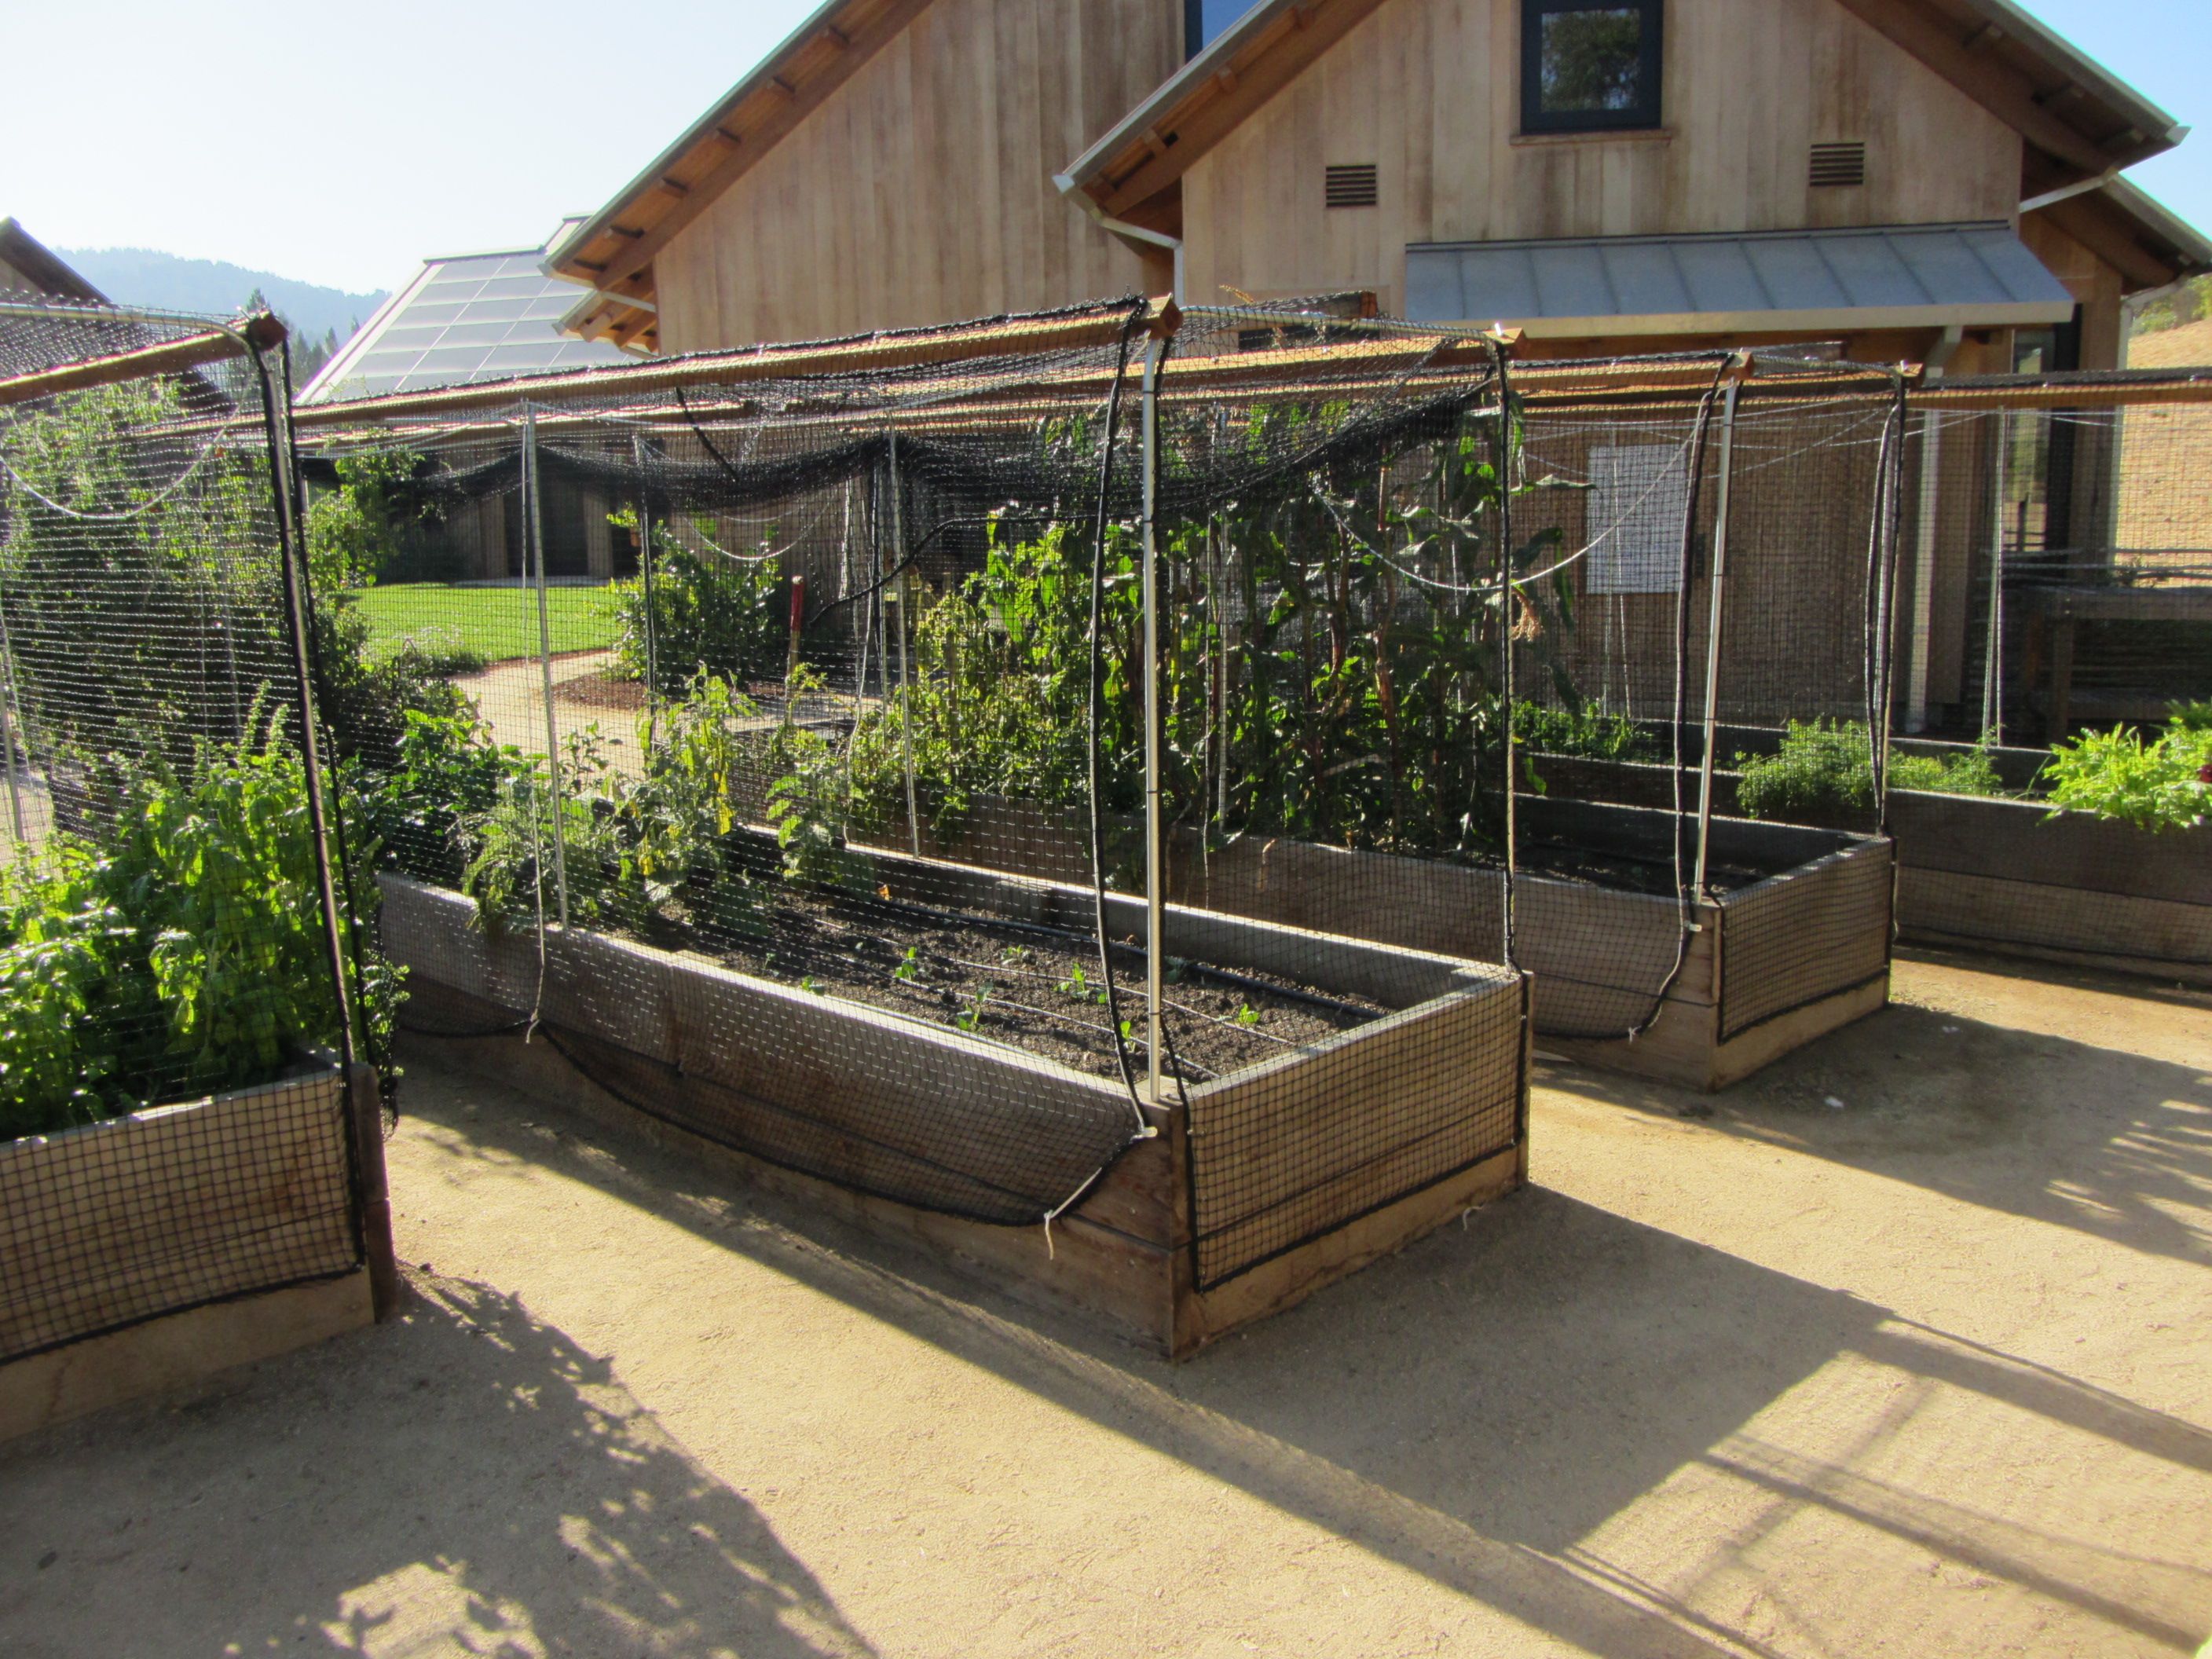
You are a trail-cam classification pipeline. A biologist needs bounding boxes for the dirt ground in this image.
[452,649,643,770]
[2,950,2209,1658]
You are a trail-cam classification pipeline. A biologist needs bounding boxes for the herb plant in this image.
[2041,709,2212,832]
[1736,720,2006,821]
[0,716,405,1141]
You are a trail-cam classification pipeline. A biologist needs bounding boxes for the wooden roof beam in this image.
[1095,0,1390,220]
[607,309,657,350]
[584,0,934,298]
[0,323,269,408]
[2035,192,2189,291]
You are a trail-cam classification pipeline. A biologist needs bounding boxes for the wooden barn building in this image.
[539,0,2212,739]
[545,0,2210,378]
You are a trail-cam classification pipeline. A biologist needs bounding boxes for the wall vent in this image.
[1325,163,1380,209]
[1810,141,1867,188]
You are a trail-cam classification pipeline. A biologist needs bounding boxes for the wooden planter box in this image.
[866,795,1891,1091]
[1531,747,2212,985]
[1887,792,2212,983]
[378,856,1530,1361]
[0,1060,388,1441]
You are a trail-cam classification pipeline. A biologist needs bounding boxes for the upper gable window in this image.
[1522,0,1664,134]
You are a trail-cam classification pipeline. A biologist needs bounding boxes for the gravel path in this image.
[2,954,2208,1657]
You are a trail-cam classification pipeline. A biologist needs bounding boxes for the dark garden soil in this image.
[556,670,647,712]
[1513,838,1771,897]
[690,887,1385,1085]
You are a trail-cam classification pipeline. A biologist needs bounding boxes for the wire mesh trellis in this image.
[0,298,370,1364]
[302,300,1584,1284]
[1508,362,2212,986]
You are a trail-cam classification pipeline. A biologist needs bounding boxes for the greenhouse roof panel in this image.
[298,218,629,405]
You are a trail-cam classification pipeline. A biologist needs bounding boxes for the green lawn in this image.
[342,582,621,666]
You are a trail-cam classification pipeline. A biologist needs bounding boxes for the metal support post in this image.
[1141,339,1166,1103]
[632,431,659,742]
[1693,379,1741,898]
[0,588,24,843]
[526,410,569,927]
[1906,408,1944,733]
[1981,410,2009,745]
[888,423,921,855]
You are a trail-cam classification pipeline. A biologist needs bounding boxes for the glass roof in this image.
[297,223,628,404]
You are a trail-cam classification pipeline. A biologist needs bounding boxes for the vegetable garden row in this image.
[1,296,2206,1388]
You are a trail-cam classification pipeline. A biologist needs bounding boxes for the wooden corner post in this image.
[346,1064,402,1319]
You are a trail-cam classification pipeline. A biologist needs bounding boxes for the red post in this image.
[785,575,807,707]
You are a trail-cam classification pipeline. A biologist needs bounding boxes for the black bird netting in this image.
[1503,364,2212,985]
[0,298,372,1364]
[292,300,2210,1285]
[301,300,1563,1285]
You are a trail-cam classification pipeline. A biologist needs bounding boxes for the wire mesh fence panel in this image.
[0,300,365,1363]
[321,304,1175,1224]
[1879,390,2212,979]
[308,302,1552,1276]
[1923,404,2212,747]
[1146,311,1533,1280]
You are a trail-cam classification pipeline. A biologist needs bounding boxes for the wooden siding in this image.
[1180,0,2023,317]
[2020,214,2128,372]
[654,0,1181,353]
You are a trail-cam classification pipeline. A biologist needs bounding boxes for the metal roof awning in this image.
[1405,222,2078,339]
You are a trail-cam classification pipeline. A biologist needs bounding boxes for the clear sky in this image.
[1,0,2206,297]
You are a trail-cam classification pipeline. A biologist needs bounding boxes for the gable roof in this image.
[1061,0,2187,225]
[544,0,932,350]
[300,222,629,405]
[0,219,107,304]
[549,0,2197,350]
[2023,174,2212,294]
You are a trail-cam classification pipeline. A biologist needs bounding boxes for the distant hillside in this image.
[56,247,385,347]
[2129,315,2212,368]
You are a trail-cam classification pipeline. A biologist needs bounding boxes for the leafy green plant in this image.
[299,594,474,771]
[1736,720,2006,821]
[304,449,451,590]
[1889,746,2004,799]
[759,667,864,892]
[611,514,790,698]
[2041,716,2212,832]
[0,716,405,1141]
[1734,720,1878,819]
[954,986,994,1033]
[1514,700,1653,763]
[0,380,287,765]
[892,947,921,984]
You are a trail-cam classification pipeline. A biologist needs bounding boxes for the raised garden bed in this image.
[694,882,1386,1083]
[865,795,1892,1091]
[1531,735,2212,986]
[378,849,1530,1359]
[0,1058,391,1441]
[1887,792,2211,983]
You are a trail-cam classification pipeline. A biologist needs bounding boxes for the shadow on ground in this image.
[1553,967,2212,1269]
[0,1273,874,1659]
[361,1035,2212,1658]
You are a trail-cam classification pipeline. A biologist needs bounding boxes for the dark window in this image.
[1185,0,1258,57]
[1522,0,1663,134]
